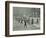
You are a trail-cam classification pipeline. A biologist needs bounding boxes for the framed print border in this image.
[5,1,45,37]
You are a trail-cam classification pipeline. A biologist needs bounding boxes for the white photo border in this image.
[9,3,43,35]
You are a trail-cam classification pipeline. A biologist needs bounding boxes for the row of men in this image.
[15,16,40,28]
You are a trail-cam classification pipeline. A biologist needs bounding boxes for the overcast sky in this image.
[13,7,40,17]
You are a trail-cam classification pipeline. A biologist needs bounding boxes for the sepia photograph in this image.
[5,1,45,37]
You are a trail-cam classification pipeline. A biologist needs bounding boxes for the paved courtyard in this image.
[13,18,40,31]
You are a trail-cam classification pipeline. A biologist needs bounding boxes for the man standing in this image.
[24,20,27,28]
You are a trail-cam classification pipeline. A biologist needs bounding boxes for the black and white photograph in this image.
[13,7,40,31]
[5,1,45,37]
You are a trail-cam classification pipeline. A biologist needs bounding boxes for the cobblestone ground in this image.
[13,19,40,31]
